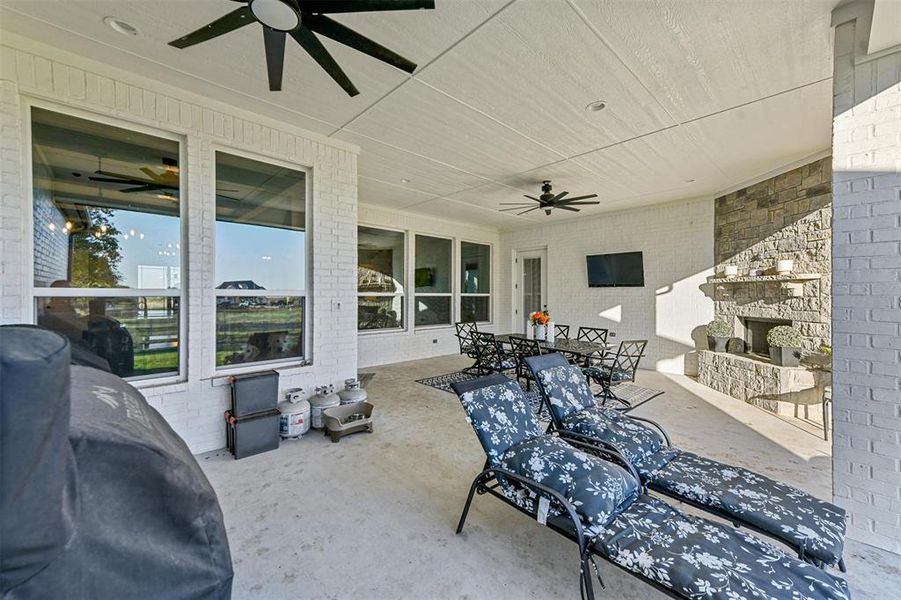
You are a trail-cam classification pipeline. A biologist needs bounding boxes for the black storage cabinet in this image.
[225,409,280,460]
[229,370,279,417]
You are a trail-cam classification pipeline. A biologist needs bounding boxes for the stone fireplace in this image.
[698,157,832,411]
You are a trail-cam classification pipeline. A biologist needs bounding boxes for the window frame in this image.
[24,99,188,386]
[357,223,409,336]
[459,239,493,325]
[413,232,455,330]
[210,145,313,375]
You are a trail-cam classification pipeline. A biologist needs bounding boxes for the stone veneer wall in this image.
[714,157,832,352]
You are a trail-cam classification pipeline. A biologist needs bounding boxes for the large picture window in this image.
[414,235,452,327]
[31,107,182,379]
[460,242,491,323]
[358,226,405,331]
[214,152,307,368]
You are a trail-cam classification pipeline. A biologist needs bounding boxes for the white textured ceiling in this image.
[0,0,837,229]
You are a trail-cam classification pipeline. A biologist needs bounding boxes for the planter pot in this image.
[770,346,801,367]
[707,336,729,353]
[776,259,794,275]
[534,324,546,340]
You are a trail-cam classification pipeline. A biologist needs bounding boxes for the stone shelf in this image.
[707,273,821,297]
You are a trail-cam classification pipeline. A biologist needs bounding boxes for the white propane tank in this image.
[309,385,341,429]
[278,388,311,439]
[338,378,368,405]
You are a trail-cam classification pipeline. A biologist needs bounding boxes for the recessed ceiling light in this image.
[685,179,696,183]
[103,17,140,37]
[586,100,607,112]
[400,178,411,184]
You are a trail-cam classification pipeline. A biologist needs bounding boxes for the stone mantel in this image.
[708,273,822,297]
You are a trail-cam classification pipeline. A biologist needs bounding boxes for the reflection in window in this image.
[414,235,452,327]
[215,153,307,367]
[31,108,182,380]
[461,242,491,323]
[216,297,303,366]
[36,296,179,378]
[358,226,405,330]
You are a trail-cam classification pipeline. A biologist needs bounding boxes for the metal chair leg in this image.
[456,474,483,534]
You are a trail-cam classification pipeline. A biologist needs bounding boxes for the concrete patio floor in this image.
[199,354,901,599]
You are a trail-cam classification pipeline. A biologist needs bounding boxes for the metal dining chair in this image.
[576,326,610,367]
[508,335,543,391]
[584,339,648,408]
[455,321,479,374]
[471,332,516,376]
[553,324,571,340]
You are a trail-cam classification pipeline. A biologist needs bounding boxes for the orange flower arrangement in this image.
[529,310,550,326]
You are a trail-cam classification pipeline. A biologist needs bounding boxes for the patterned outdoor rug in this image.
[416,371,544,416]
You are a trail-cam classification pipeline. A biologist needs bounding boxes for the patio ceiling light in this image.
[585,100,607,112]
[103,17,140,37]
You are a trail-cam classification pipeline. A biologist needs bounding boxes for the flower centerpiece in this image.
[529,310,550,340]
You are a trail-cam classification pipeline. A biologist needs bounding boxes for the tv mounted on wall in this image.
[586,251,645,287]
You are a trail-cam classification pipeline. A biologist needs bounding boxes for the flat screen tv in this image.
[586,251,645,287]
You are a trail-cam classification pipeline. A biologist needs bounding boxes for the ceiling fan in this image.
[89,158,180,195]
[168,0,435,97]
[499,181,599,216]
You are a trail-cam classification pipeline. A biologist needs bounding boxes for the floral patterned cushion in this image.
[457,378,543,464]
[499,435,639,533]
[583,364,632,383]
[646,452,847,567]
[535,364,597,422]
[561,406,667,467]
[596,494,850,600]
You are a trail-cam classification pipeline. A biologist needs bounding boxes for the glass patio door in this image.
[515,248,547,332]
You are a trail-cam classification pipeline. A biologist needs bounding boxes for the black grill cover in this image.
[1,326,233,599]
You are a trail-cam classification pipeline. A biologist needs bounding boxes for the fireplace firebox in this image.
[742,318,791,357]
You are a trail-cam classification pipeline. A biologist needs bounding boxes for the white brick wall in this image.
[0,41,359,454]
[831,18,901,553]
[357,203,500,368]
[497,197,715,375]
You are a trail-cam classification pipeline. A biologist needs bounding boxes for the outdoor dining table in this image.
[495,334,613,360]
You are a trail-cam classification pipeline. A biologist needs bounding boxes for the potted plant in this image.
[529,310,550,340]
[767,325,802,367]
[705,320,732,353]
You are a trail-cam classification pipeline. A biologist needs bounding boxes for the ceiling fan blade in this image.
[263,27,287,91]
[305,15,416,73]
[551,191,569,203]
[499,202,535,205]
[517,206,540,216]
[558,194,598,203]
[556,206,580,212]
[499,206,533,212]
[559,200,600,206]
[89,176,159,186]
[523,195,542,202]
[300,1,434,14]
[290,27,360,96]
[169,7,255,49]
[121,185,167,194]
[95,170,152,181]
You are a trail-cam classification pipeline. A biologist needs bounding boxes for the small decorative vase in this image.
[534,324,546,340]
[776,259,794,275]
[546,321,555,342]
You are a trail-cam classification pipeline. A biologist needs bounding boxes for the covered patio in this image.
[1,0,899,598]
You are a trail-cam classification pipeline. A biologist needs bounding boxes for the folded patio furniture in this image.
[450,374,850,600]
[524,352,848,571]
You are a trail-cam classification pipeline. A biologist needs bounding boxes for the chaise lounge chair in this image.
[450,373,850,600]
[524,352,848,572]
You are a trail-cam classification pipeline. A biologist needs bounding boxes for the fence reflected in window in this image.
[216,297,304,366]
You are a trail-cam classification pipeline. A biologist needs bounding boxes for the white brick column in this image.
[831,14,901,553]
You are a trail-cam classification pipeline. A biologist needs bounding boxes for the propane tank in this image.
[338,378,368,405]
[309,384,341,429]
[278,388,310,439]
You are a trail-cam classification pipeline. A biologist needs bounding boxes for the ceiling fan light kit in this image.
[168,0,435,96]
[499,180,600,217]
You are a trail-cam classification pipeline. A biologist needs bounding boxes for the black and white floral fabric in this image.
[535,362,848,567]
[457,378,542,464]
[499,435,638,535]
[583,364,632,384]
[597,494,851,600]
[644,451,847,567]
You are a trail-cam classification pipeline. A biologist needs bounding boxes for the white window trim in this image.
[210,145,313,376]
[357,223,409,334]
[459,239,494,325]
[23,98,189,385]
[413,233,454,330]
